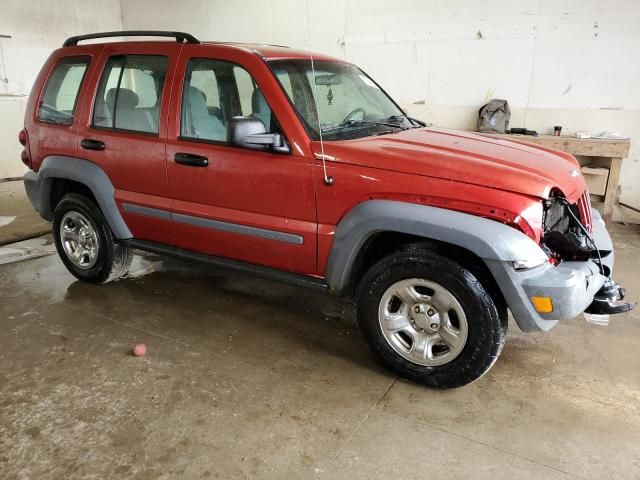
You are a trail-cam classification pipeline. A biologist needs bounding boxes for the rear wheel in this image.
[53,193,132,284]
[356,243,507,388]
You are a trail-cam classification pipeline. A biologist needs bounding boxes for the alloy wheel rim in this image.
[59,211,99,270]
[378,278,468,366]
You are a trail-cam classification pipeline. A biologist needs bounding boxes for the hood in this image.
[315,128,586,201]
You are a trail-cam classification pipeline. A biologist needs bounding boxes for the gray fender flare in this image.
[324,200,546,292]
[34,155,132,239]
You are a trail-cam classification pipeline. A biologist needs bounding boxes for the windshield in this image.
[269,59,418,140]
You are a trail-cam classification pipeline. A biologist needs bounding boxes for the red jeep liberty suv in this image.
[20,31,632,388]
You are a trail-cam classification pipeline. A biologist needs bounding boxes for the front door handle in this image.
[80,138,106,151]
[174,152,208,167]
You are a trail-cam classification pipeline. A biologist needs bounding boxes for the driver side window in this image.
[180,58,277,143]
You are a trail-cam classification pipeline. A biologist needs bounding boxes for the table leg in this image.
[602,157,622,225]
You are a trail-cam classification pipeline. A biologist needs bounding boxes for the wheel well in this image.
[49,178,96,214]
[347,231,507,314]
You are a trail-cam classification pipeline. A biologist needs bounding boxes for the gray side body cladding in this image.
[325,201,611,333]
[23,155,132,239]
[325,200,558,332]
[325,200,546,293]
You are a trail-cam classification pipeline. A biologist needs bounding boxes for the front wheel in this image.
[356,244,507,388]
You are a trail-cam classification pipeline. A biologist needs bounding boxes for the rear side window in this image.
[93,55,168,134]
[37,56,90,125]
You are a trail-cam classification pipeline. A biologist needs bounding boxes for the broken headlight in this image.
[542,196,592,262]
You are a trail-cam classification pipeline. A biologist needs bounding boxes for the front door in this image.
[165,48,317,274]
[76,43,181,244]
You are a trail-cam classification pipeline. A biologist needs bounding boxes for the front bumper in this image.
[486,208,615,332]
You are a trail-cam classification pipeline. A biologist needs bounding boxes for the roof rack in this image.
[63,30,200,47]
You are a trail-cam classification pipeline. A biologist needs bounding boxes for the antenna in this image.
[306,0,334,186]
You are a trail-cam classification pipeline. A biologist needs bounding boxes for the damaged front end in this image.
[541,193,635,322]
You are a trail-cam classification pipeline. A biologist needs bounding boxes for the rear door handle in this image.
[174,152,208,167]
[80,138,106,151]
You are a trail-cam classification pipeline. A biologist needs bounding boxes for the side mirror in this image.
[228,116,290,153]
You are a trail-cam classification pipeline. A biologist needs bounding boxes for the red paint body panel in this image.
[24,40,589,281]
[165,44,317,274]
[74,42,183,244]
[313,128,586,203]
[312,160,544,276]
[165,140,317,273]
[25,45,104,172]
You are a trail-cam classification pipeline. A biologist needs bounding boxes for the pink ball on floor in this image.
[132,343,147,357]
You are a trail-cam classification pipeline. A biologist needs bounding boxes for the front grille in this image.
[577,189,593,232]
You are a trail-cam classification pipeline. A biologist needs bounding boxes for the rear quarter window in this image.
[37,56,90,125]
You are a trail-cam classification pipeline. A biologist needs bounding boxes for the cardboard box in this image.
[581,166,609,196]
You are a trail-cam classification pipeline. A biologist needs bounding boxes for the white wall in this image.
[2,0,639,208]
[119,0,640,208]
[0,0,122,178]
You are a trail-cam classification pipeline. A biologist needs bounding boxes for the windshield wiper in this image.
[385,114,429,128]
[338,119,407,130]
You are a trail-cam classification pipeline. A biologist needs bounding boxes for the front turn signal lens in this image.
[531,296,553,313]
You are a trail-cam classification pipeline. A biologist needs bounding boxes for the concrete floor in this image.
[1,225,639,479]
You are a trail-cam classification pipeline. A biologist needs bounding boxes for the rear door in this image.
[165,46,317,274]
[75,42,182,244]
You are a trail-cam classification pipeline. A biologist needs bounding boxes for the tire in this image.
[52,193,133,284]
[356,243,507,388]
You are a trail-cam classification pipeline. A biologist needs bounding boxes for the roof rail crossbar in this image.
[63,30,200,47]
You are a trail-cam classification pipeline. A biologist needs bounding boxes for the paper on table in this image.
[590,131,629,140]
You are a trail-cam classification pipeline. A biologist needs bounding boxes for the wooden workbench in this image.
[494,134,630,224]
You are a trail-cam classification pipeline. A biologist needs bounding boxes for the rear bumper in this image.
[23,170,44,217]
[487,208,613,332]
